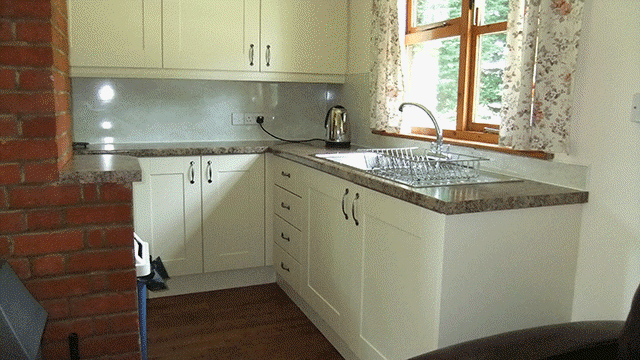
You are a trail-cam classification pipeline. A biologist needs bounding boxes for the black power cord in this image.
[256,116,324,143]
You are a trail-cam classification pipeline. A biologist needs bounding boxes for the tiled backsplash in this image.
[72,78,343,144]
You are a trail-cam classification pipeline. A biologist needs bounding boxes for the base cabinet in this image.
[134,154,265,277]
[269,156,583,360]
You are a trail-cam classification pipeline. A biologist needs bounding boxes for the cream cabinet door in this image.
[201,154,265,273]
[261,0,348,75]
[133,157,203,276]
[302,168,362,349]
[68,0,162,68]
[163,0,260,71]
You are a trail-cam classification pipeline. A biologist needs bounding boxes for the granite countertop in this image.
[270,142,588,215]
[71,140,588,214]
[58,154,142,184]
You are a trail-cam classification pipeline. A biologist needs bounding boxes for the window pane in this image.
[474,32,506,125]
[478,0,509,25]
[405,36,460,131]
[414,0,462,27]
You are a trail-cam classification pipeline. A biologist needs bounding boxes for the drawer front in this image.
[273,215,302,261]
[273,242,300,291]
[274,185,303,229]
[273,156,303,196]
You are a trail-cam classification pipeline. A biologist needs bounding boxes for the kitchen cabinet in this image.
[134,155,265,277]
[68,0,162,69]
[68,0,347,83]
[269,156,583,360]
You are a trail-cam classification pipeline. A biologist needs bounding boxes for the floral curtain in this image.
[499,0,585,153]
[370,0,404,132]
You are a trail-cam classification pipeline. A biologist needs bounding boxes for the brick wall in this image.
[0,1,141,359]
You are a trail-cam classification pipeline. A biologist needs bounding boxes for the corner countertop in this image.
[72,140,588,214]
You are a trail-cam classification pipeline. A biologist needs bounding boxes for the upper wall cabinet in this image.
[68,0,162,68]
[68,0,348,83]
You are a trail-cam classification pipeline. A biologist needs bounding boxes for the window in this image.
[402,0,508,144]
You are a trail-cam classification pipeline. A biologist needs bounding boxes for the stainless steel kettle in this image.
[324,105,350,148]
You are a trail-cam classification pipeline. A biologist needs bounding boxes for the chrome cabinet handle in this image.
[352,193,360,226]
[188,161,195,184]
[281,171,291,178]
[280,262,290,272]
[281,232,290,242]
[249,44,254,66]
[281,202,290,210]
[341,188,349,220]
[206,160,213,184]
[266,45,271,67]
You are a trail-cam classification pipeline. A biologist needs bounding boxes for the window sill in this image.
[371,130,554,160]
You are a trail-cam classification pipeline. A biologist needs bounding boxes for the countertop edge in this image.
[58,154,142,185]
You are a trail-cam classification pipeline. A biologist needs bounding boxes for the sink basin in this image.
[314,150,522,187]
[314,152,381,171]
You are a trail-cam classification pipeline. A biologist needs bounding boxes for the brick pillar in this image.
[1,1,141,359]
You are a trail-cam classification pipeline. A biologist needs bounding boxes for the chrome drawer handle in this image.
[352,193,360,226]
[281,171,291,178]
[188,161,195,184]
[280,262,290,272]
[281,232,290,242]
[206,160,213,184]
[249,44,254,66]
[341,188,349,220]
[266,45,271,67]
[281,202,291,210]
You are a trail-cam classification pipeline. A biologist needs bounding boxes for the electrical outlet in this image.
[232,113,244,126]
[632,93,640,123]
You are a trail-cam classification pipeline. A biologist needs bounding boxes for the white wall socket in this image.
[232,113,276,126]
[631,93,640,123]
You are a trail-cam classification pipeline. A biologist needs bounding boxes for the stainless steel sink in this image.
[314,149,522,187]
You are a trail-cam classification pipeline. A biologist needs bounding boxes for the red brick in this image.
[13,230,83,256]
[9,184,81,208]
[0,210,25,234]
[80,333,140,358]
[31,254,65,276]
[43,317,95,341]
[0,116,18,137]
[57,147,72,170]
[27,276,93,300]
[16,20,52,42]
[69,292,137,317]
[104,226,134,247]
[56,112,71,135]
[27,209,63,230]
[21,115,56,138]
[24,161,58,183]
[41,341,68,360]
[105,353,142,360]
[0,187,7,208]
[94,312,139,335]
[107,271,137,292]
[51,25,68,54]
[50,0,68,20]
[0,93,55,114]
[100,184,133,203]
[66,205,132,225]
[52,48,69,73]
[18,68,53,90]
[83,184,98,202]
[0,68,15,90]
[52,70,70,93]
[8,258,31,279]
[0,45,53,67]
[0,236,10,257]
[55,130,71,156]
[66,249,134,273]
[0,163,21,184]
[0,0,52,18]
[51,11,67,41]
[0,19,13,41]
[87,229,103,248]
[0,139,58,161]
[40,298,69,319]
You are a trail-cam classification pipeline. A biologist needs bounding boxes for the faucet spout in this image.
[398,102,443,152]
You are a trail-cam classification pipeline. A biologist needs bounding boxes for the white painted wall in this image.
[344,0,640,321]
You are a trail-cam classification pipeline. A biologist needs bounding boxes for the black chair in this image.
[409,282,640,359]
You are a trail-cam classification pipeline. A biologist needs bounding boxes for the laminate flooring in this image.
[147,283,345,360]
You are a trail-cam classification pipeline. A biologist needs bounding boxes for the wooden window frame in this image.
[404,0,508,146]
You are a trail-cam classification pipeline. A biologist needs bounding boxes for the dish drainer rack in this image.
[359,147,489,187]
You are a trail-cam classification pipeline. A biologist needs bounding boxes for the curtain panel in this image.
[499,0,586,153]
[370,0,405,132]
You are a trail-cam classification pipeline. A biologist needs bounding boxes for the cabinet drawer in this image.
[274,242,300,291]
[274,185,303,229]
[273,215,301,261]
[272,156,303,196]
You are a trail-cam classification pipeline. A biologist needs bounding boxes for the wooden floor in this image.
[147,283,344,360]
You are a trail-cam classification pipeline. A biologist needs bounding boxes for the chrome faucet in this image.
[398,102,443,153]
